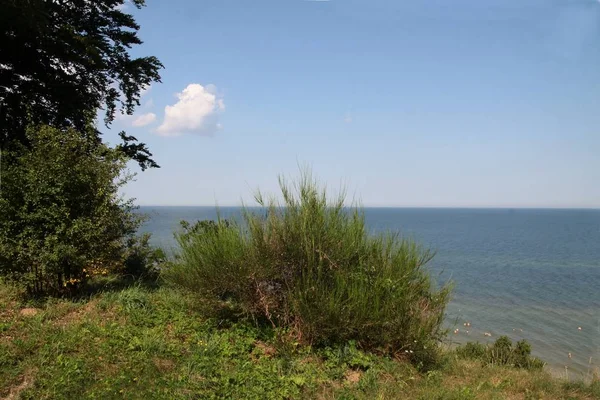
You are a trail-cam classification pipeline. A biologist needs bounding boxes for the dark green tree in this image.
[0,125,142,294]
[0,0,163,170]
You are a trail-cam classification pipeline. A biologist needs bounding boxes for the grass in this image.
[163,172,451,369]
[0,279,598,400]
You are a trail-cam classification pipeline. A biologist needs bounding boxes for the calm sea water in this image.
[139,206,600,377]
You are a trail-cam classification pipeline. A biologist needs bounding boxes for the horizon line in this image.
[135,204,600,210]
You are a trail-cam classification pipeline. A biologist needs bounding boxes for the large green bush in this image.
[0,125,143,294]
[164,173,451,367]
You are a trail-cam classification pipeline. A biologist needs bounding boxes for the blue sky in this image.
[106,0,600,207]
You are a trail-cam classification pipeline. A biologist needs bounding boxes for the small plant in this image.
[163,171,452,369]
[456,336,545,370]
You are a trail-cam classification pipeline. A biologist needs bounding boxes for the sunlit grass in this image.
[0,279,598,399]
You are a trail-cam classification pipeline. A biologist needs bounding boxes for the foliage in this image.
[177,219,231,245]
[0,125,142,294]
[123,233,168,280]
[456,342,488,360]
[456,336,546,370]
[0,281,597,399]
[0,0,163,169]
[163,172,452,368]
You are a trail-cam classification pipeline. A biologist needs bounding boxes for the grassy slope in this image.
[0,281,598,400]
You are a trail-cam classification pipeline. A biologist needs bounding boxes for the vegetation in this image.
[0,0,163,169]
[0,279,598,399]
[0,0,162,294]
[164,173,451,369]
[0,125,153,295]
[456,336,545,370]
[0,3,593,396]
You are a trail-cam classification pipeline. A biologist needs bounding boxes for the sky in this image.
[105,0,600,208]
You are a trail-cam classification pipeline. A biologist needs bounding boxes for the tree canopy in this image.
[0,0,163,170]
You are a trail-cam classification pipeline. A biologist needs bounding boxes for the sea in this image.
[139,206,600,378]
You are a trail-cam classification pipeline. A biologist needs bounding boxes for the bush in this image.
[455,342,487,360]
[163,172,452,367]
[0,125,143,295]
[456,337,545,370]
[123,233,167,280]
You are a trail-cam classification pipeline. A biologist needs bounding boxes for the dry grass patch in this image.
[18,308,39,318]
[344,369,362,385]
[51,300,99,327]
[153,357,176,373]
[253,340,277,358]
[1,369,35,400]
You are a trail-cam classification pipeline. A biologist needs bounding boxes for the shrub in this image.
[456,337,545,370]
[455,342,487,360]
[164,172,452,367]
[123,233,167,280]
[0,125,143,295]
[491,335,513,365]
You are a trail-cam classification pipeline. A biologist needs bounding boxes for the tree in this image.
[0,0,163,170]
[0,125,141,294]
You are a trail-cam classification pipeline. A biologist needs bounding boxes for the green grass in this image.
[0,279,598,400]
[163,172,451,369]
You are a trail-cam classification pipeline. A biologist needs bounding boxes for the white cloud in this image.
[156,83,225,137]
[132,113,157,127]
